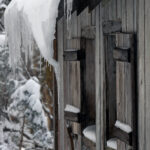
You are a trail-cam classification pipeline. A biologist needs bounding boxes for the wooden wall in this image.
[57,7,97,150]
[96,1,137,150]
[57,0,150,150]
[138,0,150,150]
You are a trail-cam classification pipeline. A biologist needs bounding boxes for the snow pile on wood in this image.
[115,120,132,133]
[107,138,117,150]
[4,0,60,74]
[83,125,96,143]
[64,104,80,113]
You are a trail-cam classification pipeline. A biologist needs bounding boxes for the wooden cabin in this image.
[54,0,149,150]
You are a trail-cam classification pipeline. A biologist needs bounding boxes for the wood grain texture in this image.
[145,0,150,149]
[57,17,65,150]
[103,20,122,34]
[99,4,106,150]
[113,48,130,62]
[138,0,145,149]
[105,35,116,137]
[116,33,133,150]
[126,0,134,32]
[85,39,96,124]
[95,4,101,150]
[56,0,142,149]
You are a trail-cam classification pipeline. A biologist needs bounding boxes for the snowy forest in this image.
[0,0,60,149]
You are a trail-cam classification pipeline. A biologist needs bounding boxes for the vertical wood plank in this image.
[108,0,117,20]
[122,0,127,32]
[105,35,116,137]
[103,2,109,21]
[63,15,72,150]
[57,17,65,150]
[126,0,134,32]
[85,39,96,123]
[116,0,122,19]
[68,12,82,150]
[99,3,106,150]
[92,9,96,26]
[116,34,134,150]
[145,0,150,149]
[137,0,145,149]
[71,11,78,38]
[95,4,101,150]
[133,0,137,32]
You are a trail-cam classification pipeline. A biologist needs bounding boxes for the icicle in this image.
[5,0,61,102]
[5,0,60,69]
[66,0,73,39]
[40,53,42,76]
[0,122,4,144]
[50,65,52,72]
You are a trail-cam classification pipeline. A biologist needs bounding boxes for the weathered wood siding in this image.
[57,7,97,150]
[96,1,137,150]
[138,0,150,150]
[57,0,150,149]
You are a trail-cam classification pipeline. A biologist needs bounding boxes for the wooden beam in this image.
[109,127,132,146]
[64,111,85,123]
[82,136,96,149]
[64,49,85,61]
[54,74,59,150]
[105,35,117,138]
[103,20,122,34]
[81,26,96,39]
[113,48,130,62]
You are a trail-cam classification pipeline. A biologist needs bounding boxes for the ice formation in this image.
[4,0,60,77]
[107,138,117,150]
[64,0,73,38]
[66,0,73,26]
[0,34,6,48]
[115,120,132,133]
[64,104,80,113]
[83,125,96,143]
